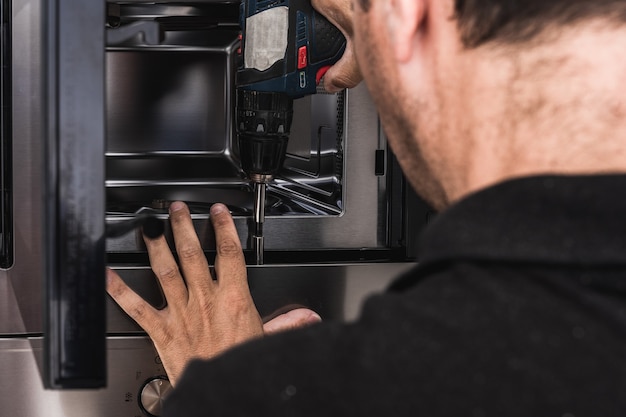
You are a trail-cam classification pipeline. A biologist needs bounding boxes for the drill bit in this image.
[252,181,266,265]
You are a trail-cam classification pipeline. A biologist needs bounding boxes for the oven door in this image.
[42,0,107,389]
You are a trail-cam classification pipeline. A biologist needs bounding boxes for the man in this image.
[107,0,626,414]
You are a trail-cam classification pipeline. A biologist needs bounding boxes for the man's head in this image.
[352,0,626,210]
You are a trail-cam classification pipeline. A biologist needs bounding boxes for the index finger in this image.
[106,268,161,335]
[323,45,362,93]
[169,201,213,293]
[210,203,248,290]
[311,0,363,92]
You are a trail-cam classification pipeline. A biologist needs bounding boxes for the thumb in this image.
[263,308,322,335]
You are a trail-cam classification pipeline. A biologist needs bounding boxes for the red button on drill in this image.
[297,46,308,69]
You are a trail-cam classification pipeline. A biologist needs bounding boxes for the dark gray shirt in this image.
[165,175,626,416]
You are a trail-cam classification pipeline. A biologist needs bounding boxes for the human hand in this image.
[106,202,321,385]
[312,0,363,92]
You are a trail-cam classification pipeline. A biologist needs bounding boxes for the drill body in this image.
[237,0,346,98]
[236,0,346,263]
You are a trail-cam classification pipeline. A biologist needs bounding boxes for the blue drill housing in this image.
[238,0,346,98]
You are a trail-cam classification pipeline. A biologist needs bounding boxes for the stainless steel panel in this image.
[0,0,43,334]
[107,263,416,332]
[0,337,164,417]
[1,263,415,417]
[107,48,234,154]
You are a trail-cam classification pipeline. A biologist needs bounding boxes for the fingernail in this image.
[210,203,227,215]
[169,201,185,213]
[307,311,323,324]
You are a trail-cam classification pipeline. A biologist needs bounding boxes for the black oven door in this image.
[43,0,106,389]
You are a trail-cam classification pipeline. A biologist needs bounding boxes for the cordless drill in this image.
[236,0,346,264]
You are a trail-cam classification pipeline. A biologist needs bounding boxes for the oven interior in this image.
[105,2,346,233]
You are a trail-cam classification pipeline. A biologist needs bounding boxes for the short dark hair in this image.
[357,0,626,47]
[454,0,626,47]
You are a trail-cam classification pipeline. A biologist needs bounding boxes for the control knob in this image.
[139,376,173,417]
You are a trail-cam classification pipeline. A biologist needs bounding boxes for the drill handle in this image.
[301,0,346,86]
[296,0,345,63]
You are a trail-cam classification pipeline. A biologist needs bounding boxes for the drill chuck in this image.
[237,89,293,181]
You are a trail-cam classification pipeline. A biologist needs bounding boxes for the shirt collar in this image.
[417,174,626,267]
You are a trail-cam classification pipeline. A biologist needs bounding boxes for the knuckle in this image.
[129,305,148,322]
[156,265,180,282]
[177,244,204,261]
[220,284,253,308]
[333,67,361,89]
[216,238,242,258]
[198,297,216,316]
[226,293,251,310]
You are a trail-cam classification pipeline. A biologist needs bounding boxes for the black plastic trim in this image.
[44,0,107,389]
[0,0,13,269]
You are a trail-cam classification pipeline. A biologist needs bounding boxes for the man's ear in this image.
[387,0,426,63]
